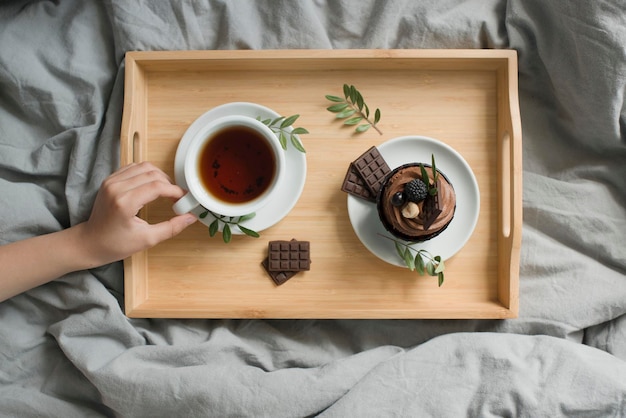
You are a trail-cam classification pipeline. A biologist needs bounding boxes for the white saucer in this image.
[174,102,307,234]
[347,136,480,266]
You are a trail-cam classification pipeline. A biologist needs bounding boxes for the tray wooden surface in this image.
[121,49,522,319]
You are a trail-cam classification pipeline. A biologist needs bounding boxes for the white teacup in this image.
[173,115,286,218]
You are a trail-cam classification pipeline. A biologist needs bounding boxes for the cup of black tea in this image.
[173,115,286,218]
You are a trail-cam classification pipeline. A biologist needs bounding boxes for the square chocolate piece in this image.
[267,240,311,272]
[352,146,390,196]
[340,163,375,202]
[261,257,298,286]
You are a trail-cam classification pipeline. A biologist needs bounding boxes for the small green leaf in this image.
[209,219,219,237]
[349,85,357,103]
[403,247,415,271]
[344,116,363,125]
[343,84,351,99]
[291,127,309,135]
[355,124,371,133]
[199,210,209,219]
[222,224,232,243]
[426,261,437,276]
[431,154,438,184]
[238,225,260,238]
[290,135,306,153]
[364,103,370,118]
[438,272,444,287]
[327,103,349,112]
[238,213,256,223]
[434,256,445,274]
[415,253,425,275]
[395,241,405,259]
[374,108,381,124]
[356,92,364,111]
[420,164,430,186]
[278,131,288,150]
[280,114,299,128]
[325,95,344,102]
[336,108,356,119]
[270,116,285,126]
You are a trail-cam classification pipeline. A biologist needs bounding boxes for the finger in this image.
[143,213,197,247]
[109,162,173,184]
[104,162,140,182]
[124,180,187,214]
[112,169,176,195]
[112,162,138,176]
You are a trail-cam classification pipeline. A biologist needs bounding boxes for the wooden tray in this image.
[121,49,522,319]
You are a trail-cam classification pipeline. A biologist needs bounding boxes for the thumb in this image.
[148,213,197,244]
[170,213,198,235]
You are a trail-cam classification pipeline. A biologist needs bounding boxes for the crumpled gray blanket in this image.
[1,1,625,416]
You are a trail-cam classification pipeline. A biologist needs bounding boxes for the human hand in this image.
[80,162,197,266]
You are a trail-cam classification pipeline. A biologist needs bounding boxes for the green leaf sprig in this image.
[326,84,382,135]
[420,153,440,196]
[379,234,445,286]
[257,114,307,153]
[199,209,260,243]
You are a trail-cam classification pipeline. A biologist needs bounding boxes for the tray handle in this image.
[498,80,522,314]
[501,130,512,239]
[120,109,145,166]
[120,53,146,166]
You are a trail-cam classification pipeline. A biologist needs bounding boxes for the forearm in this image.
[0,163,196,303]
[0,223,99,302]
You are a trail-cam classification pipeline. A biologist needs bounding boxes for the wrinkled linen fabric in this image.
[0,0,625,416]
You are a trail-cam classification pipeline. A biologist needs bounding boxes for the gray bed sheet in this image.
[1,1,625,416]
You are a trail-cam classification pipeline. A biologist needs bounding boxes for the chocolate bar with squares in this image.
[267,240,311,272]
[340,163,376,202]
[352,146,390,196]
[261,257,298,286]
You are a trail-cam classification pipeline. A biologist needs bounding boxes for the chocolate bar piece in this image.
[352,146,390,196]
[422,180,442,230]
[262,257,298,286]
[267,240,311,272]
[262,239,311,286]
[341,163,375,202]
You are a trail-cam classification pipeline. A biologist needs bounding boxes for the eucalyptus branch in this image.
[257,114,307,153]
[199,209,259,243]
[326,84,382,135]
[378,233,445,286]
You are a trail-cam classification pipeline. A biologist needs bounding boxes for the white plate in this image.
[174,102,307,233]
[347,136,479,266]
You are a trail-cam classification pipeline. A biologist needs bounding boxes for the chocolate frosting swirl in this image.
[377,164,456,241]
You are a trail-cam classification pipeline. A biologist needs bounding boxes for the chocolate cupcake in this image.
[377,162,456,242]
